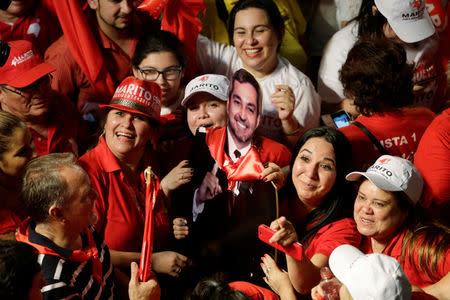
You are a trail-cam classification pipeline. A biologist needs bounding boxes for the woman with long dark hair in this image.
[261,126,360,295]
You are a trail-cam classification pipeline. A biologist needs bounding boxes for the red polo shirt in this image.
[78,137,170,252]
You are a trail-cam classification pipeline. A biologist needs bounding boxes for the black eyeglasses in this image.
[1,75,51,98]
[2,86,24,97]
[137,66,183,81]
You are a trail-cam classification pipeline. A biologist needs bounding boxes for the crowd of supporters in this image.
[0,0,449,299]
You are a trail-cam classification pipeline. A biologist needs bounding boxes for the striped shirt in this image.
[16,220,114,299]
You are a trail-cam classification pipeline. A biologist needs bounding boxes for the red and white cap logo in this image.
[0,40,55,88]
[100,77,165,124]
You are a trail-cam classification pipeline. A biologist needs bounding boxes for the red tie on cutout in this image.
[205,127,264,191]
[139,167,159,282]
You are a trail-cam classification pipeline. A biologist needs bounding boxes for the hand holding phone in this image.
[331,110,351,128]
[258,224,304,261]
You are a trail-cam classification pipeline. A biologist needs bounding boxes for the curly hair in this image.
[340,37,414,116]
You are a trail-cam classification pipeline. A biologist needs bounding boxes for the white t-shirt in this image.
[318,21,446,110]
[197,35,321,142]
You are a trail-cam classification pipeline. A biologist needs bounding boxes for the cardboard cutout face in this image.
[227,69,261,150]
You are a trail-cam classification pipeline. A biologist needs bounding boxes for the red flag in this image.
[50,0,115,97]
[138,0,206,80]
[139,167,159,282]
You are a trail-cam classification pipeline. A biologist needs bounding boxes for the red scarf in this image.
[205,127,264,190]
[16,219,103,286]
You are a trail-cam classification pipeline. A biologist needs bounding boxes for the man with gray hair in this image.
[16,153,160,299]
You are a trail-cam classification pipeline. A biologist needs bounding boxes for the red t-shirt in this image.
[78,137,170,252]
[29,95,81,157]
[339,107,436,171]
[305,218,361,259]
[0,3,62,53]
[414,109,450,208]
[360,231,450,288]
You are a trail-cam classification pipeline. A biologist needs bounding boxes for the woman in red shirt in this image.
[347,155,450,299]
[79,77,190,279]
[261,127,361,296]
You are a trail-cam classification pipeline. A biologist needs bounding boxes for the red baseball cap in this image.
[0,40,56,88]
[100,76,166,124]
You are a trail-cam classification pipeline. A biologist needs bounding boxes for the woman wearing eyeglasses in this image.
[132,30,186,121]
[131,30,195,196]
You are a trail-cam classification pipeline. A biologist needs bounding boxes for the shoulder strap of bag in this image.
[352,121,389,155]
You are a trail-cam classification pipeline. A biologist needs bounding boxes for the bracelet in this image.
[284,127,301,136]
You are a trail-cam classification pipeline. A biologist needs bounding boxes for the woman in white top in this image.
[197,0,321,148]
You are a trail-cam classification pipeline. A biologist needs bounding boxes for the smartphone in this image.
[331,110,351,128]
[258,224,304,261]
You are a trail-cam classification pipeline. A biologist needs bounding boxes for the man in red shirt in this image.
[45,0,159,117]
[0,40,81,156]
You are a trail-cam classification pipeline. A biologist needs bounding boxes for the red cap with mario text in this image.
[0,40,56,88]
[100,76,165,124]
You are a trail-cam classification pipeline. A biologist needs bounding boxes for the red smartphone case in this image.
[258,224,304,261]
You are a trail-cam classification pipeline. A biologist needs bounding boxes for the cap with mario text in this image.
[0,40,55,88]
[329,245,412,300]
[346,155,423,205]
[182,74,229,106]
[100,76,165,124]
[374,0,435,43]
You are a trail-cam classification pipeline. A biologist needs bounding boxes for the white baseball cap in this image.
[346,155,423,205]
[182,74,229,106]
[329,245,412,300]
[374,0,435,43]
